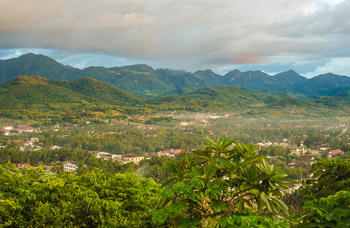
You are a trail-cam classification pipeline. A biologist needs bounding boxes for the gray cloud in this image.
[0,0,349,70]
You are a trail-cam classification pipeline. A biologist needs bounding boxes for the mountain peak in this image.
[286,69,297,74]
[317,72,342,78]
[223,69,241,77]
[17,52,51,60]
[273,70,305,79]
[19,52,37,57]
[194,69,216,75]
[120,64,154,73]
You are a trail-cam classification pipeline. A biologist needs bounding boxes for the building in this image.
[123,153,144,164]
[20,141,34,151]
[290,147,308,156]
[17,126,36,133]
[158,149,182,157]
[158,150,175,157]
[0,130,10,136]
[30,138,39,143]
[49,145,60,150]
[16,163,31,168]
[328,149,345,158]
[63,162,78,172]
[3,125,14,130]
[96,152,122,160]
[180,121,191,126]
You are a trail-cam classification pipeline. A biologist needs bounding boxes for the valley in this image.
[1,54,350,227]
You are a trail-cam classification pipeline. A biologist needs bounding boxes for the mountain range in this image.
[1,53,350,97]
[1,75,350,118]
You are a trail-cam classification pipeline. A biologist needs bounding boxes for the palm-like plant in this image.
[154,137,290,227]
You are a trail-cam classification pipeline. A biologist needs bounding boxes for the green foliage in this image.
[218,214,289,228]
[299,191,350,227]
[300,159,350,201]
[153,137,290,227]
[48,76,144,106]
[0,75,143,110]
[0,164,161,227]
[2,75,350,120]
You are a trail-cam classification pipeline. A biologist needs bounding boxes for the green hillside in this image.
[0,76,101,110]
[0,76,150,121]
[46,77,145,106]
[0,53,82,84]
[1,75,350,119]
[1,53,350,98]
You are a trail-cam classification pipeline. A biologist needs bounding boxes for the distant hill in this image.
[1,75,350,118]
[46,77,144,106]
[223,70,275,90]
[0,53,82,83]
[0,76,99,111]
[294,73,350,96]
[1,53,350,97]
[146,86,266,111]
[0,76,143,111]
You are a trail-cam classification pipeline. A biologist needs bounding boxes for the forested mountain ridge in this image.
[0,76,144,112]
[1,76,268,112]
[1,53,350,97]
[1,75,350,118]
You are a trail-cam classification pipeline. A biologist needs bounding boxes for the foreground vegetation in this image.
[1,138,350,227]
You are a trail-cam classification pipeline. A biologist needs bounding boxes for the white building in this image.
[63,162,78,172]
[96,152,122,160]
[3,125,14,130]
[123,154,144,164]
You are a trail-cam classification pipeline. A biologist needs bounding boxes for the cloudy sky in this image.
[0,0,349,77]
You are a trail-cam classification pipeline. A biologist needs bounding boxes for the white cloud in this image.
[318,0,345,7]
[0,0,349,71]
[304,57,350,78]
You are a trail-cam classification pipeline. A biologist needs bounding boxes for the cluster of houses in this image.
[95,151,146,164]
[257,137,346,158]
[13,161,78,173]
[94,149,183,165]
[19,138,42,151]
[2,138,43,151]
[0,125,36,136]
[0,138,62,152]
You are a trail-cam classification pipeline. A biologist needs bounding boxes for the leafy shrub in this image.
[299,191,350,227]
[153,137,290,227]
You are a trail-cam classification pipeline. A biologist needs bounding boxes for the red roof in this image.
[173,149,182,154]
[17,126,35,130]
[329,149,344,156]
[160,149,173,154]
[16,163,31,168]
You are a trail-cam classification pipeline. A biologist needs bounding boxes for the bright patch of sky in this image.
[318,0,345,7]
[304,57,350,78]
